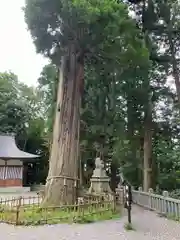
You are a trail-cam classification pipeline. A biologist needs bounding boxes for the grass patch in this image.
[124,222,135,231]
[157,212,180,222]
[0,204,121,226]
[74,211,120,224]
[165,214,179,222]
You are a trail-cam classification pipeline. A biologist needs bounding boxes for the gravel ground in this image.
[0,205,180,239]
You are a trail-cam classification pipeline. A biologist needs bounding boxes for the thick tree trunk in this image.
[127,95,140,184]
[168,34,180,106]
[143,99,153,192]
[42,46,83,206]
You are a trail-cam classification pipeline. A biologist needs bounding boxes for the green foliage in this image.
[38,64,58,133]
[169,190,180,200]
[154,139,180,191]
[24,0,149,67]
[20,0,180,192]
[0,72,29,134]
[0,71,49,185]
[24,0,151,190]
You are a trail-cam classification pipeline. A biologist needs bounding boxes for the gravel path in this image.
[1,205,180,239]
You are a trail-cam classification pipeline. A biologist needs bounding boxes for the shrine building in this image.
[0,134,39,192]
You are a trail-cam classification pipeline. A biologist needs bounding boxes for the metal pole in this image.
[123,182,132,224]
[127,206,131,224]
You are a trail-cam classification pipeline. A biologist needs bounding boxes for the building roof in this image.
[0,134,39,160]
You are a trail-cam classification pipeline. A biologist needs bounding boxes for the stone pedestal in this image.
[88,157,112,194]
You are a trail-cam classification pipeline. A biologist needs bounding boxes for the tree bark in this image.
[42,45,83,206]
[143,99,153,192]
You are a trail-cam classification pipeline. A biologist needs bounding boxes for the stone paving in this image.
[0,205,180,239]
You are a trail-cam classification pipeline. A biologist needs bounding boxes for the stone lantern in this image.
[88,157,112,194]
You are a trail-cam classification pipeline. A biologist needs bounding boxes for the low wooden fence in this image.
[132,187,180,219]
[0,194,118,225]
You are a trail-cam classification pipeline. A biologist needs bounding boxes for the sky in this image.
[0,0,49,86]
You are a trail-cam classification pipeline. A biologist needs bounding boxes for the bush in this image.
[169,189,180,199]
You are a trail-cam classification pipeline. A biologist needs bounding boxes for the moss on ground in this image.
[124,222,135,231]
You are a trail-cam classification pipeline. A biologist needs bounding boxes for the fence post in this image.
[77,198,80,219]
[163,191,169,215]
[148,188,153,210]
[15,196,22,225]
[138,187,142,205]
[112,194,116,213]
[63,178,67,204]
